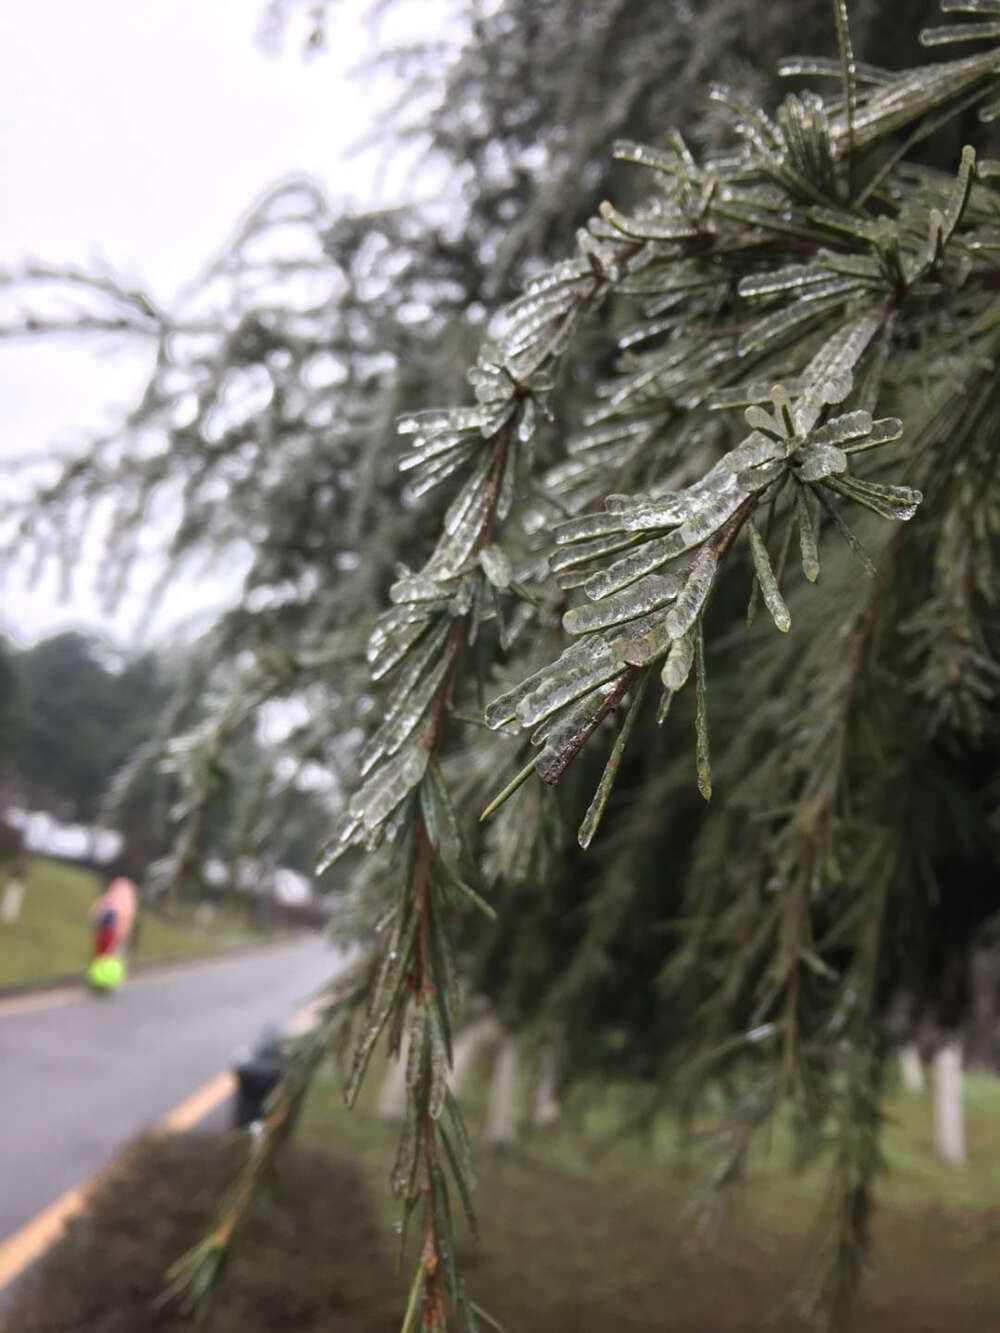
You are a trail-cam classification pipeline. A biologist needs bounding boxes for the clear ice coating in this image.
[737,263,833,298]
[478,543,513,588]
[610,611,674,667]
[738,295,840,356]
[359,651,451,777]
[661,631,695,691]
[553,511,628,544]
[598,198,697,241]
[398,429,468,471]
[486,633,601,728]
[842,417,904,454]
[665,545,719,640]
[583,531,689,600]
[389,569,452,604]
[549,530,637,574]
[709,377,804,410]
[748,522,791,633]
[562,573,682,635]
[426,465,495,579]
[368,614,437,683]
[354,742,429,835]
[535,683,617,782]
[403,449,474,502]
[792,315,879,434]
[722,431,785,473]
[513,638,623,728]
[797,443,849,481]
[398,406,486,437]
[828,476,922,521]
[809,410,873,446]
[796,486,820,583]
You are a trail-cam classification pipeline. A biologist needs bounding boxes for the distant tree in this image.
[5,633,167,823]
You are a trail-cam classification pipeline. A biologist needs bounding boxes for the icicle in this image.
[612,138,684,174]
[442,457,493,537]
[402,449,475,502]
[920,19,1000,46]
[399,429,470,470]
[426,476,495,578]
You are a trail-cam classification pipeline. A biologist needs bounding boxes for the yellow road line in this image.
[0,1066,237,1292]
[0,1180,93,1288]
[0,998,317,1290]
[0,988,82,1020]
[156,1071,238,1133]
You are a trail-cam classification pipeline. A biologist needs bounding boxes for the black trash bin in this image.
[233,1025,286,1127]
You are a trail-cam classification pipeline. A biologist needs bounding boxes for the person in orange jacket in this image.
[87,874,138,992]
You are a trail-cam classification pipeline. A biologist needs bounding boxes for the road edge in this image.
[0,932,310,1004]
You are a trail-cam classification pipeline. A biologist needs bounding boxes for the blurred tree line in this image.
[0,631,326,880]
[0,632,167,824]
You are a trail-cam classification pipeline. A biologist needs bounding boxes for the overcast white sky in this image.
[0,0,430,649]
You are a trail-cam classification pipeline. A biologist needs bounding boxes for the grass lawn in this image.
[0,857,276,988]
[3,1027,997,1331]
[297,1056,1000,1332]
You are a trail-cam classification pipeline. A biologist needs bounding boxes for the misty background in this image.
[0,0,432,645]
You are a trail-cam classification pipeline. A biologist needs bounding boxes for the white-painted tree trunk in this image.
[376,1030,410,1121]
[449,1016,499,1096]
[0,878,24,925]
[530,1045,561,1128]
[485,1035,520,1147]
[933,1041,965,1165]
[899,1042,924,1094]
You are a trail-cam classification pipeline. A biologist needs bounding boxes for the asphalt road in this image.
[0,936,343,1245]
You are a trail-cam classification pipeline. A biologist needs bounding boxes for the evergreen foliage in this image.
[3,2,1000,1329]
